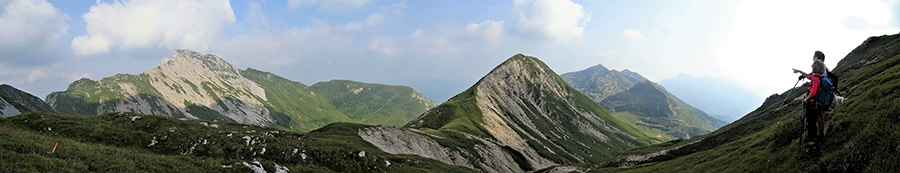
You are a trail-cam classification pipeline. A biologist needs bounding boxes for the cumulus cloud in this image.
[0,0,69,65]
[511,0,590,43]
[71,0,235,56]
[623,29,647,40]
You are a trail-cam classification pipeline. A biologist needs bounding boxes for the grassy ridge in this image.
[0,112,474,172]
[595,34,900,172]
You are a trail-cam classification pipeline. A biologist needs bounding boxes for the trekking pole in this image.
[780,76,804,107]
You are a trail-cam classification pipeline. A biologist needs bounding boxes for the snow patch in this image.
[301,153,307,160]
[386,160,391,166]
[260,147,266,155]
[210,124,219,128]
[358,151,366,157]
[200,122,209,126]
[131,116,141,121]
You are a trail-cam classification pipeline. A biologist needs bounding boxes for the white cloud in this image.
[0,0,69,65]
[367,36,399,56]
[71,0,235,56]
[287,0,320,10]
[463,20,505,44]
[344,12,385,32]
[622,29,647,40]
[318,0,372,13]
[511,0,590,43]
[594,50,617,58]
[219,19,353,66]
[27,70,46,83]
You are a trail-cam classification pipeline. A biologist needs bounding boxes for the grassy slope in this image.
[240,68,350,132]
[0,112,474,172]
[595,34,900,172]
[406,54,650,166]
[601,81,724,143]
[309,80,435,127]
[241,69,435,132]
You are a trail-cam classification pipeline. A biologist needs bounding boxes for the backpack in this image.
[815,71,838,109]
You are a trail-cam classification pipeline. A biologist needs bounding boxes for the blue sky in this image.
[1,0,899,103]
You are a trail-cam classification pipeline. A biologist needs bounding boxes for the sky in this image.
[1,0,898,103]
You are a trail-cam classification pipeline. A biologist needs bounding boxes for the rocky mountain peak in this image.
[156,49,240,77]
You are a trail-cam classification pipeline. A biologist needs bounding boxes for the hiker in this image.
[791,51,827,146]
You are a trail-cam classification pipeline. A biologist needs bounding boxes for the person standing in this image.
[792,51,827,146]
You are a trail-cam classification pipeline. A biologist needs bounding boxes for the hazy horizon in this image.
[2,0,898,103]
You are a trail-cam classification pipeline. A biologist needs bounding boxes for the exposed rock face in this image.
[0,84,55,117]
[46,50,272,125]
[0,97,21,117]
[358,126,475,169]
[399,54,650,172]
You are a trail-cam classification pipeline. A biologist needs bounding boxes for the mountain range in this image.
[561,64,725,142]
[43,50,435,132]
[2,33,897,172]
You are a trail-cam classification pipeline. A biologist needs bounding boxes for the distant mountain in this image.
[659,74,764,122]
[562,64,724,142]
[560,64,643,103]
[45,50,435,132]
[598,34,900,172]
[620,69,648,82]
[358,54,651,172]
[0,84,55,117]
[599,81,726,142]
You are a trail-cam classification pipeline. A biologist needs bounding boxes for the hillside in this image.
[0,84,56,117]
[600,81,726,142]
[595,34,900,172]
[659,74,765,122]
[0,112,473,172]
[44,50,435,132]
[562,65,724,143]
[390,54,651,172]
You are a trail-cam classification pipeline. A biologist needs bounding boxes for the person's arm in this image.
[793,68,809,78]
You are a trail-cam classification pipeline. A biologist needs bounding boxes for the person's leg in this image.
[806,107,818,145]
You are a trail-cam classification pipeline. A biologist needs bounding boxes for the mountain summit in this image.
[45,49,435,132]
[388,54,650,172]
